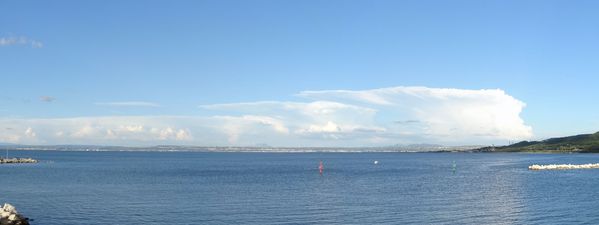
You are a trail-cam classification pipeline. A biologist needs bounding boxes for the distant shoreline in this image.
[1,147,590,154]
[4,132,598,153]
[0,144,485,153]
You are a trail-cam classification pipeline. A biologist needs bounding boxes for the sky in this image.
[1,0,598,147]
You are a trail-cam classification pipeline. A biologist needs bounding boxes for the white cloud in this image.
[202,101,384,143]
[175,129,191,141]
[0,127,37,143]
[0,117,199,145]
[298,86,532,142]
[304,121,341,133]
[120,125,144,133]
[0,36,43,48]
[200,86,532,144]
[148,127,191,141]
[0,134,20,143]
[214,115,290,144]
[95,101,161,107]
[24,127,36,138]
[298,90,393,105]
[0,86,532,146]
[0,116,293,146]
[201,101,378,128]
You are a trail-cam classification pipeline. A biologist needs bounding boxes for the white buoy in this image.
[374,160,379,165]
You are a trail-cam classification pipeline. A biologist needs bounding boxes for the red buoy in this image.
[319,161,324,175]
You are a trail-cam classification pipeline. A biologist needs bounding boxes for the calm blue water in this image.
[2,151,599,224]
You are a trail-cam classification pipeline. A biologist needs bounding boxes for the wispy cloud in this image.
[0,36,43,48]
[40,96,56,102]
[95,101,161,107]
[395,120,421,125]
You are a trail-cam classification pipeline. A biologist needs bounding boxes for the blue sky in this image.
[1,0,598,146]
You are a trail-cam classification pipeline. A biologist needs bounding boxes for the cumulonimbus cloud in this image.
[0,86,532,146]
[298,86,533,141]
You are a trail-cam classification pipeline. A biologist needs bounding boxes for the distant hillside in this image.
[479,132,599,153]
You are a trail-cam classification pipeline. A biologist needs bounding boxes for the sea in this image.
[2,150,599,224]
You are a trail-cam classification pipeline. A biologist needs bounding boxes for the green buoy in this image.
[452,160,456,173]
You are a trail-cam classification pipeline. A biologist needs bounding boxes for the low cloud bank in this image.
[0,86,532,146]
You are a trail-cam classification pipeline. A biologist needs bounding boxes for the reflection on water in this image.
[1,151,599,224]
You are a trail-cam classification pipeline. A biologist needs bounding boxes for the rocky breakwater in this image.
[0,158,37,164]
[0,203,29,225]
[529,163,599,170]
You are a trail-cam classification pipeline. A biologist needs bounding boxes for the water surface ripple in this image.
[2,151,599,224]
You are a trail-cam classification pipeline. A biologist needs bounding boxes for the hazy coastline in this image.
[0,144,483,153]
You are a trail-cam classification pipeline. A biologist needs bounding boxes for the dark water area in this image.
[2,151,599,224]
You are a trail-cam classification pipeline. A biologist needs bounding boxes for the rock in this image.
[0,158,37,164]
[0,204,29,225]
[529,163,599,170]
[1,204,15,214]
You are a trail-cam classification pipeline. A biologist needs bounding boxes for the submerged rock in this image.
[0,203,29,225]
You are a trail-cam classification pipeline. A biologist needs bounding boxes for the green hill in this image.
[480,132,599,153]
